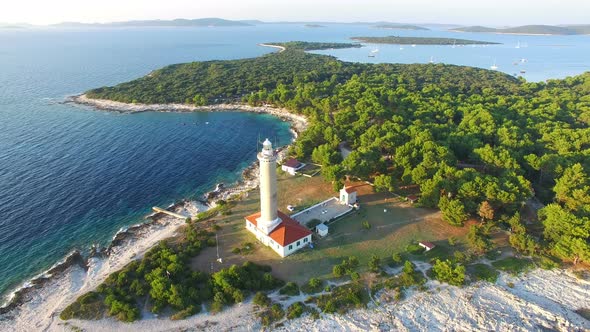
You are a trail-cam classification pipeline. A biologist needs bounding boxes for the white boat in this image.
[411,44,416,47]
[429,56,435,64]
[490,59,498,70]
[515,41,521,49]
[368,48,379,57]
[451,40,456,48]
[399,46,404,50]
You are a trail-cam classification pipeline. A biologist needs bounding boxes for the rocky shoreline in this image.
[0,95,305,326]
[66,94,308,137]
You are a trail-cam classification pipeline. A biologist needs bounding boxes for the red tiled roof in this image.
[407,195,419,201]
[282,158,301,168]
[245,211,312,246]
[342,186,356,194]
[419,241,436,249]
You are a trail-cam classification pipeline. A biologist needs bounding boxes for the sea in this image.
[0,23,589,303]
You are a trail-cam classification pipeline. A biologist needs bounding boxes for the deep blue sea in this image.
[0,23,589,301]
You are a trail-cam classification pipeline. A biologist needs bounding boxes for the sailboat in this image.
[451,40,456,48]
[515,41,521,49]
[429,56,435,64]
[490,59,498,70]
[368,48,379,57]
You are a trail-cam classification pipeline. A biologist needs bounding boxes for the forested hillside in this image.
[87,42,590,265]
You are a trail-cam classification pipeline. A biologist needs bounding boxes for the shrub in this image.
[170,305,199,320]
[206,237,217,247]
[315,283,368,314]
[467,225,492,254]
[392,253,403,265]
[351,272,361,281]
[210,300,224,314]
[537,256,560,270]
[280,282,300,296]
[448,236,457,246]
[302,278,324,294]
[232,289,245,303]
[362,220,371,230]
[368,255,381,272]
[253,292,271,307]
[333,264,345,277]
[432,259,466,286]
[406,243,425,255]
[286,302,306,320]
[260,303,285,326]
[231,247,241,254]
[333,256,360,277]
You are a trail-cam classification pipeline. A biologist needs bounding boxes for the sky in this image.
[1,0,588,26]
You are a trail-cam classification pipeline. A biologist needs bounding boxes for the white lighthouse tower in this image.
[256,139,281,234]
[244,138,312,257]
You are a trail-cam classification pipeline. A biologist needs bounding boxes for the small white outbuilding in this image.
[281,158,304,175]
[316,223,329,237]
[339,186,357,205]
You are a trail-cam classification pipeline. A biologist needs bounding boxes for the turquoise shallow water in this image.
[0,23,589,301]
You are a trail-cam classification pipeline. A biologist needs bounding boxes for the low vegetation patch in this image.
[535,255,560,270]
[252,291,271,307]
[61,223,284,323]
[231,242,255,255]
[279,282,300,296]
[492,257,534,275]
[332,256,360,278]
[405,243,425,255]
[384,261,426,291]
[301,277,324,294]
[315,283,368,314]
[258,303,285,326]
[196,200,236,221]
[59,292,105,321]
[286,302,308,320]
[468,264,499,283]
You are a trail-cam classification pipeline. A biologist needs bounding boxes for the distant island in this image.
[375,24,429,31]
[451,24,590,35]
[51,18,253,28]
[350,36,499,45]
[264,41,361,51]
[304,24,325,28]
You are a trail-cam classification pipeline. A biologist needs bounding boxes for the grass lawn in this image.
[190,174,472,284]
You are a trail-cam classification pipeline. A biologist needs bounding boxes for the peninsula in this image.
[350,35,500,45]
[8,41,588,331]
